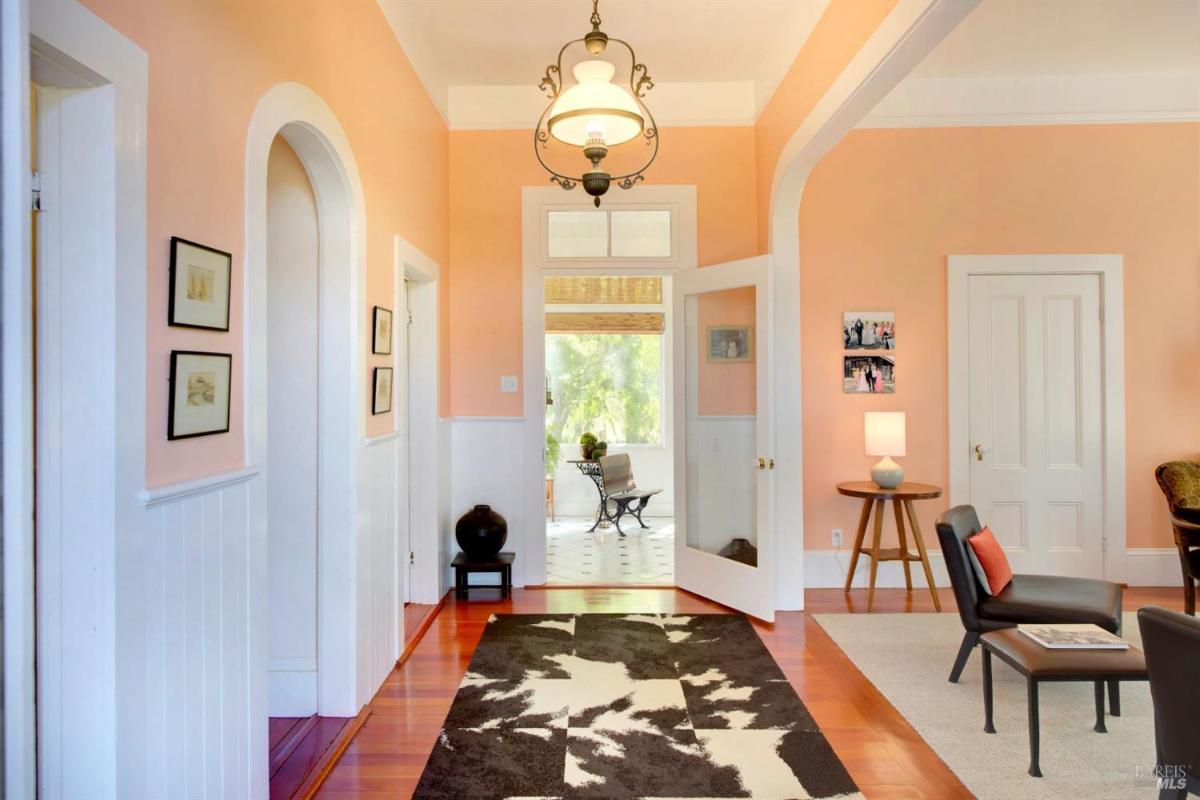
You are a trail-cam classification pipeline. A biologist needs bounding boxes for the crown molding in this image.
[859,71,1200,129]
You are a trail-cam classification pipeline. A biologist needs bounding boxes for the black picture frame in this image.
[372,305,393,355]
[168,236,232,331]
[167,350,233,440]
[372,367,393,415]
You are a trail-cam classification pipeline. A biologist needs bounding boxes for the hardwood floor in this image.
[314,586,1185,799]
[270,715,356,800]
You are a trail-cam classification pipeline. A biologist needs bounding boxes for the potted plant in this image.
[592,440,608,460]
[579,431,598,460]
[545,431,562,478]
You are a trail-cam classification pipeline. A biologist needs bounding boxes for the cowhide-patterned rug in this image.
[414,613,862,799]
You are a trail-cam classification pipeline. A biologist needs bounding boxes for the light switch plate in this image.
[500,375,518,393]
[831,529,843,548]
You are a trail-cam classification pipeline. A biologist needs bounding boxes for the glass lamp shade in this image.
[547,60,644,147]
[864,411,906,457]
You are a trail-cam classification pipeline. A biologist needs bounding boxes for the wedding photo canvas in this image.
[707,325,753,362]
[843,311,895,350]
[843,354,895,394]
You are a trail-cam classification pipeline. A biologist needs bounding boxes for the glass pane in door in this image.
[683,285,759,566]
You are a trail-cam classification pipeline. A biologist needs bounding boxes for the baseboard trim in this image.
[295,705,372,800]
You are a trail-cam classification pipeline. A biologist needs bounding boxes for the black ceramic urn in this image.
[455,504,508,558]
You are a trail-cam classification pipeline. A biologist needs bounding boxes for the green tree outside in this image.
[545,333,663,449]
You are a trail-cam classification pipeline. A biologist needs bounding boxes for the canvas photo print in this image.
[168,350,232,439]
[843,354,895,394]
[843,311,895,350]
[707,325,753,362]
[168,236,232,330]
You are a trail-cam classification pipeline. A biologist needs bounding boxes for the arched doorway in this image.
[244,83,368,794]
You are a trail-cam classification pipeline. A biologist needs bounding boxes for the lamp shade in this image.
[547,60,644,146]
[864,412,906,457]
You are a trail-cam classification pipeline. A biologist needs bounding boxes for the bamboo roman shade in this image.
[544,276,664,334]
[545,312,664,334]
[544,276,662,305]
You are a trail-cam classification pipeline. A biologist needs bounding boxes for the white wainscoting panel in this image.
[449,419,530,586]
[357,437,402,705]
[133,476,251,800]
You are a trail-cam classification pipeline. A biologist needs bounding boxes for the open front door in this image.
[673,257,773,620]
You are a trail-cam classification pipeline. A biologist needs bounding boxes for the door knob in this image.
[758,458,766,470]
[768,458,775,470]
[974,444,986,461]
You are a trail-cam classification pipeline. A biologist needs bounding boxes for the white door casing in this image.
[673,255,774,621]
[967,273,1104,576]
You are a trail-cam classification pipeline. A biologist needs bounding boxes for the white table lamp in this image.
[865,411,906,489]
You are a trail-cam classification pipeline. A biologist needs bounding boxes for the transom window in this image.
[546,209,673,260]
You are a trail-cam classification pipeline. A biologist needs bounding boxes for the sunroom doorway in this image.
[543,274,675,585]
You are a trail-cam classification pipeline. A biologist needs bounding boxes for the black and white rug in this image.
[415,613,862,799]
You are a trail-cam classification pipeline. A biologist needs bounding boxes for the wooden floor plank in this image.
[314,586,1183,799]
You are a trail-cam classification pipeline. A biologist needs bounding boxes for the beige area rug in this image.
[815,612,1160,800]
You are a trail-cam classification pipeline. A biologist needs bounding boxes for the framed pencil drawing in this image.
[373,306,393,355]
[167,350,232,439]
[168,236,232,331]
[372,367,393,415]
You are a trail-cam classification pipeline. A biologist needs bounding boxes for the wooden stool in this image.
[836,481,943,613]
[452,552,514,600]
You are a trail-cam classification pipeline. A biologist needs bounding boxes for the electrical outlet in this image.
[831,528,843,548]
[500,375,518,393]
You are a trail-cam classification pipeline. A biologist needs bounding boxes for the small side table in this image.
[452,552,514,600]
[836,481,943,612]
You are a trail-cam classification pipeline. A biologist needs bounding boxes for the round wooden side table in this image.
[836,481,943,612]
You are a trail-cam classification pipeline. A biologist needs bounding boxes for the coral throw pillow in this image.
[966,526,1013,596]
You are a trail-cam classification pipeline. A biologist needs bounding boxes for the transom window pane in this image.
[610,210,672,258]
[547,211,607,258]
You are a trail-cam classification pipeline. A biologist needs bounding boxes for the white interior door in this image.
[673,258,773,620]
[967,273,1104,577]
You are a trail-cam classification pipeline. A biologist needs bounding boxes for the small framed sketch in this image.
[372,306,393,355]
[843,311,895,351]
[169,237,232,331]
[707,326,753,362]
[168,350,232,439]
[372,367,393,415]
[843,354,895,394]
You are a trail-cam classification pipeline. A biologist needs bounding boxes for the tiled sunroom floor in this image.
[545,515,674,584]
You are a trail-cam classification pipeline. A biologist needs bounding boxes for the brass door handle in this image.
[974,444,986,462]
[768,458,775,470]
[758,458,766,470]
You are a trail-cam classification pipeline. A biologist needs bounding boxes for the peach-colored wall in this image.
[799,123,1200,550]
[696,287,757,416]
[755,0,901,252]
[79,0,450,487]
[447,127,759,417]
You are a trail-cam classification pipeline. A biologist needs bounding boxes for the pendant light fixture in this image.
[535,0,659,207]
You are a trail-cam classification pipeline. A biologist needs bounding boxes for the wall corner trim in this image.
[138,466,261,508]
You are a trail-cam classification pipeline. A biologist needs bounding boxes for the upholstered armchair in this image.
[1137,606,1200,798]
[1154,461,1200,615]
[935,506,1123,695]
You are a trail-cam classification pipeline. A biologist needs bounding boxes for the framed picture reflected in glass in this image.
[168,350,232,439]
[169,237,232,331]
[707,325,753,362]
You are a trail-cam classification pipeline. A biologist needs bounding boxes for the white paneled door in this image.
[967,273,1104,577]
[673,257,774,620]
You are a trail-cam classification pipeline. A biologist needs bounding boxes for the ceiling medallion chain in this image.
[533,0,659,207]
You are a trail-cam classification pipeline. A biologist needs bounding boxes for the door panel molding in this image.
[948,254,1125,580]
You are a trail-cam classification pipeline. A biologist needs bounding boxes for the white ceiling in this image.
[377,0,828,125]
[864,0,1200,127]
[379,0,1200,130]
[911,0,1199,78]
